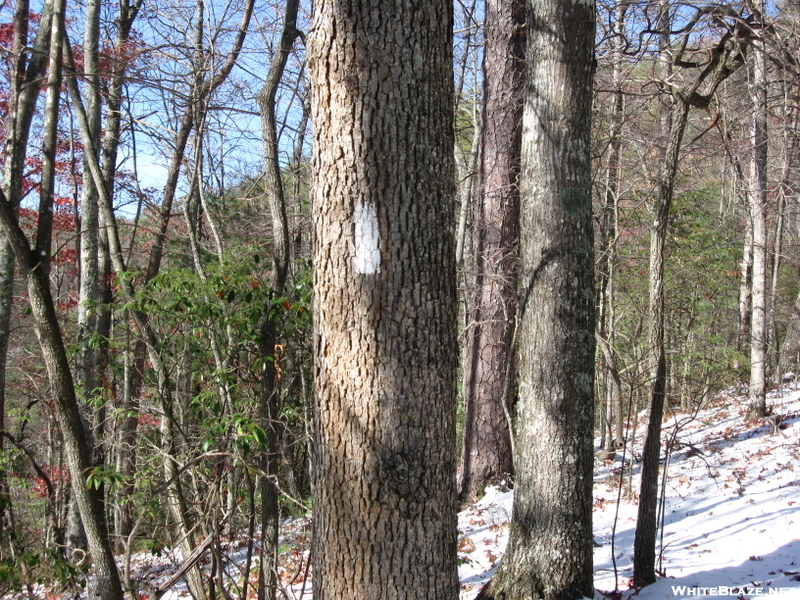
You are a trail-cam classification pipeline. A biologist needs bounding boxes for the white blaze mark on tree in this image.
[353,201,380,274]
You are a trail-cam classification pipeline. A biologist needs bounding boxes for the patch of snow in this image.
[18,387,800,600]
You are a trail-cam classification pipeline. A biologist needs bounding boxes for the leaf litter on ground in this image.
[17,384,800,599]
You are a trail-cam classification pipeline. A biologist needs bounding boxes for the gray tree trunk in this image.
[307,1,459,598]
[66,0,102,553]
[633,5,752,586]
[748,0,768,418]
[476,0,596,596]
[96,0,143,546]
[0,0,53,553]
[459,0,525,504]
[598,0,627,455]
[255,0,300,596]
[76,0,102,416]
[0,4,124,595]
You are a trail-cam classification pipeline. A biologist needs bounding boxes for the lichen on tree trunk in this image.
[476,0,596,597]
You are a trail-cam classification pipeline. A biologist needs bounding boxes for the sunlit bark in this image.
[476,0,596,596]
[308,1,459,597]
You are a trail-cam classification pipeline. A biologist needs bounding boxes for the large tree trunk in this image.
[307,1,459,599]
[476,0,596,596]
[459,0,525,504]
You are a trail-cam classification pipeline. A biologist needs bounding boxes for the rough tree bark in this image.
[476,0,596,596]
[459,0,525,504]
[307,1,459,598]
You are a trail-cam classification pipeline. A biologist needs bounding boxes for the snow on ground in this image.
[457,484,513,597]
[18,386,800,599]
[588,385,800,600]
[459,385,800,599]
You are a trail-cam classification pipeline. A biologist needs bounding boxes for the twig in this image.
[297,551,311,600]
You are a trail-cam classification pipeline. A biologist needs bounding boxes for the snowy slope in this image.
[18,386,800,599]
[457,386,800,600]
